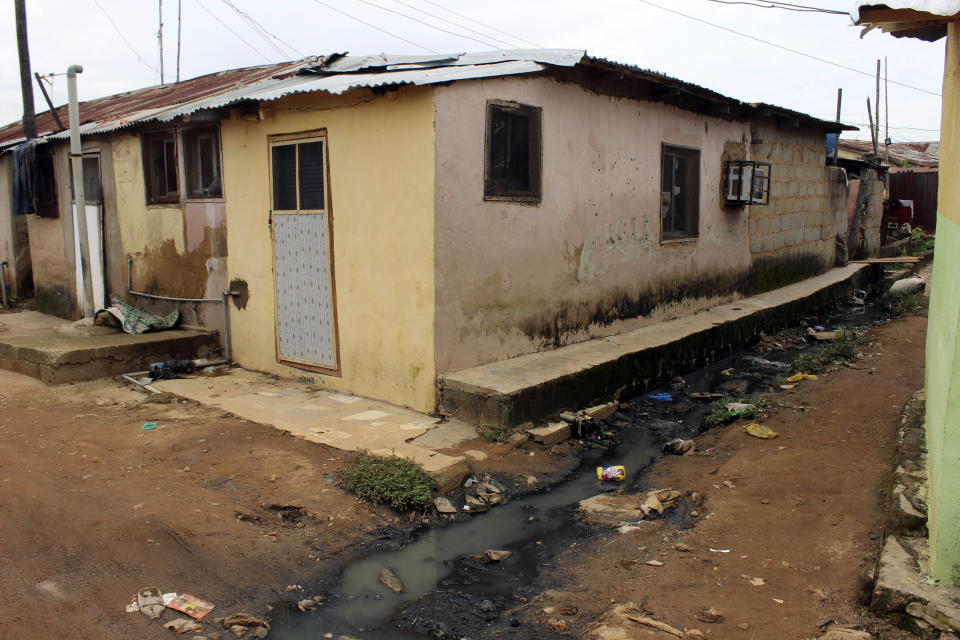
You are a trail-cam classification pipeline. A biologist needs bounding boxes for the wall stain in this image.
[748,252,826,295]
[577,214,657,282]
[229,278,250,310]
[34,285,76,318]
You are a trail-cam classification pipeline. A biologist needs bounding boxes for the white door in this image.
[72,154,106,312]
[269,132,339,373]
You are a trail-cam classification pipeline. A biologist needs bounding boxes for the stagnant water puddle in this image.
[270,297,886,639]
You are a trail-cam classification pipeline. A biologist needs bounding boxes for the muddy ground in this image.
[518,314,927,639]
[0,294,928,639]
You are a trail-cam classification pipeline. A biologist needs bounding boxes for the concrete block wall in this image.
[748,123,849,270]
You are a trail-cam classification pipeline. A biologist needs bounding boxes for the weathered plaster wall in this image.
[433,75,754,374]
[926,21,960,586]
[110,131,228,334]
[25,143,79,318]
[0,154,31,298]
[220,86,436,412]
[748,123,852,291]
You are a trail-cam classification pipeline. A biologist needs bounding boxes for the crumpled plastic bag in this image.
[743,423,778,439]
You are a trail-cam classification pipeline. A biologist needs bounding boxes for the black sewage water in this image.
[269,298,885,639]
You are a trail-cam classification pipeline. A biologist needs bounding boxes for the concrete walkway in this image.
[440,264,869,427]
[0,310,218,384]
[152,368,475,490]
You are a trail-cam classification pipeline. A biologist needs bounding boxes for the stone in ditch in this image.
[230,626,247,638]
[433,497,457,514]
[465,494,490,511]
[485,549,512,562]
[527,422,571,445]
[379,567,405,593]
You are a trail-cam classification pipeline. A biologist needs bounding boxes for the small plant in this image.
[791,327,864,374]
[335,451,433,512]
[910,226,935,255]
[705,396,765,427]
[482,404,513,443]
[888,291,929,317]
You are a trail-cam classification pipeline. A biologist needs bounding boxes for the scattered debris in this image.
[484,549,512,562]
[138,587,165,619]
[662,438,695,455]
[648,393,673,402]
[709,548,730,553]
[585,402,619,421]
[645,560,664,566]
[743,356,790,370]
[748,577,766,586]
[817,627,872,640]
[527,422,571,445]
[166,593,215,620]
[526,475,539,486]
[163,618,203,634]
[786,373,818,383]
[690,392,724,400]
[625,614,685,637]
[743,423,778,439]
[640,489,683,516]
[889,276,926,296]
[596,465,626,482]
[379,567,405,594]
[140,421,158,431]
[674,542,693,552]
[807,330,837,342]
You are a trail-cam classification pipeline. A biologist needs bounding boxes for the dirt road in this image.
[524,314,927,639]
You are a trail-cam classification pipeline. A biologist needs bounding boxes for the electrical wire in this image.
[219,0,303,59]
[349,0,502,48]
[632,0,942,97]
[194,0,272,62]
[91,0,161,73]
[704,0,847,14]
[390,0,520,49]
[309,0,439,53]
[417,0,543,48]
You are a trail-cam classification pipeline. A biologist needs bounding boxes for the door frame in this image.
[268,129,342,376]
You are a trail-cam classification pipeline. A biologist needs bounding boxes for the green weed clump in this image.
[335,451,433,512]
[910,227,935,255]
[791,327,864,374]
[888,292,929,317]
[482,405,513,443]
[705,396,766,427]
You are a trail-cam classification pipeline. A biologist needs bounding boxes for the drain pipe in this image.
[0,261,8,308]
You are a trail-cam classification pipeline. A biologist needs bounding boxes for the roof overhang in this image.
[852,3,960,41]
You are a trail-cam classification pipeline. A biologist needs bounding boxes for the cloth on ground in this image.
[95,296,179,334]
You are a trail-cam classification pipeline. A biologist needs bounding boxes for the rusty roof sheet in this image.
[839,138,940,167]
[0,49,851,149]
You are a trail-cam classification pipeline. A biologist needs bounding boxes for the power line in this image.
[704,0,847,15]
[91,0,160,73]
[632,0,942,97]
[391,0,520,48]
[349,0,501,49]
[417,0,543,48]
[219,0,303,59]
[194,0,272,62]
[310,0,438,53]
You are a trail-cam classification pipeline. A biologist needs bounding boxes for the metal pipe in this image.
[122,372,163,394]
[0,261,8,308]
[68,64,95,317]
[220,291,233,362]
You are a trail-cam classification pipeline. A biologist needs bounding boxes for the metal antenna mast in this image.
[158,0,165,84]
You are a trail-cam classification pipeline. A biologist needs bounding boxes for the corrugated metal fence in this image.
[890,170,939,233]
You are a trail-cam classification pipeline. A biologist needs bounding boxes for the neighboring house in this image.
[0,50,869,414]
[853,2,960,586]
[837,138,939,169]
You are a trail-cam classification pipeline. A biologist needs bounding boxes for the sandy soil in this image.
[522,314,927,639]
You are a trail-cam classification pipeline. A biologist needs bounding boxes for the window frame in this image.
[660,143,701,243]
[35,147,60,218]
[483,100,543,204]
[181,124,224,201]
[142,130,180,205]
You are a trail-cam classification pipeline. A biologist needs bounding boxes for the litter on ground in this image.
[743,423,778,439]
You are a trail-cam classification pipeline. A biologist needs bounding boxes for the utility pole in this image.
[884,56,890,164]
[14,0,37,139]
[833,88,842,164]
[875,59,881,156]
[158,0,165,84]
[176,0,182,83]
[67,65,95,317]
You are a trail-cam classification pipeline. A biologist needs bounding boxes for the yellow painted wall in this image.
[220,86,436,412]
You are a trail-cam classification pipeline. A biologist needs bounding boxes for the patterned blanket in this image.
[95,296,179,334]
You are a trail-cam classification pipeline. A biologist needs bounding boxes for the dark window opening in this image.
[182,127,223,199]
[271,138,327,212]
[143,131,179,204]
[69,156,102,204]
[661,145,700,240]
[35,150,59,218]
[485,102,541,202]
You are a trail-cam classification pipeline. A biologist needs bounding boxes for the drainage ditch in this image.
[269,298,886,639]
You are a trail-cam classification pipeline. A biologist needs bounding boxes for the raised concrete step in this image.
[439,265,869,427]
[0,310,218,384]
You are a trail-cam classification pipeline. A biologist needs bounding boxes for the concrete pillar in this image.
[926,22,960,585]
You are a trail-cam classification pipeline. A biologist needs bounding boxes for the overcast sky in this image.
[0,0,946,142]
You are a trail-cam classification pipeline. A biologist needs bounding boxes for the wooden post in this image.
[867,97,878,154]
[833,88,842,164]
[176,0,182,83]
[875,59,881,154]
[14,0,36,139]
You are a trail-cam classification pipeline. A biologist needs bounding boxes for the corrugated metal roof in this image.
[851,0,960,20]
[851,1,960,40]
[0,48,850,149]
[838,138,940,167]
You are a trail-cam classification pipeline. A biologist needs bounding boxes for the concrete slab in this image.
[153,368,472,491]
[0,310,218,384]
[439,265,869,426]
[871,536,960,616]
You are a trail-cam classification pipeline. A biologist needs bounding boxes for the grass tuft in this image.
[705,396,766,427]
[335,451,433,512]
